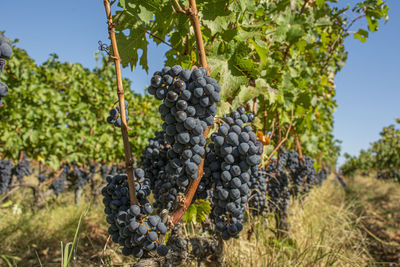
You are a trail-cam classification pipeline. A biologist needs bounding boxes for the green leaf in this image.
[182,204,197,224]
[316,0,325,8]
[286,24,304,43]
[354,28,369,42]
[249,39,268,64]
[182,200,212,224]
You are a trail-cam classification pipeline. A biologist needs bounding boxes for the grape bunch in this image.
[248,168,267,215]
[265,159,290,213]
[0,82,7,106]
[72,161,90,190]
[286,150,299,172]
[107,100,130,127]
[37,162,49,183]
[0,33,12,60]
[209,107,263,240]
[193,145,215,202]
[12,157,31,182]
[151,166,184,212]
[138,131,182,212]
[301,156,316,193]
[139,131,168,189]
[102,169,169,258]
[284,150,303,196]
[0,32,12,106]
[146,65,221,211]
[51,164,70,195]
[0,160,13,195]
[276,148,289,170]
[288,154,313,195]
[73,161,98,189]
[315,168,329,185]
[88,161,98,180]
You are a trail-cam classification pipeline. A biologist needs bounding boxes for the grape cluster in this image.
[209,107,262,240]
[107,100,130,127]
[377,170,400,181]
[262,150,328,214]
[263,150,291,214]
[88,161,98,179]
[72,161,90,190]
[138,131,182,212]
[0,33,12,60]
[315,168,329,185]
[0,160,13,194]
[286,150,299,171]
[0,32,12,105]
[12,157,31,182]
[102,170,169,258]
[51,164,70,195]
[248,168,267,215]
[293,155,314,194]
[265,159,290,213]
[301,156,317,193]
[284,150,303,196]
[193,145,214,202]
[276,148,289,170]
[139,131,168,189]
[37,162,49,183]
[146,65,221,211]
[0,82,7,106]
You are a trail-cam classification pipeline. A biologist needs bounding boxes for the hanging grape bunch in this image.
[12,156,31,182]
[51,164,70,195]
[285,150,301,196]
[193,144,215,202]
[265,157,290,213]
[99,64,331,260]
[208,107,263,240]
[102,170,169,258]
[146,65,221,212]
[138,131,177,212]
[101,64,224,258]
[139,131,168,190]
[248,168,267,215]
[0,160,13,195]
[0,32,13,106]
[107,100,130,127]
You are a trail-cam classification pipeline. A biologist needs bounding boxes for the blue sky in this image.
[1,0,398,165]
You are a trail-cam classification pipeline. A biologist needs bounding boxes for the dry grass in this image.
[344,176,400,265]
[0,176,135,267]
[2,175,399,266]
[224,179,371,266]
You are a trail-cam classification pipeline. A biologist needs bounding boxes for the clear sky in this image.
[0,0,398,165]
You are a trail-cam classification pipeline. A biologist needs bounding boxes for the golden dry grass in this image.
[1,175,399,266]
[0,176,135,267]
[224,179,371,267]
[344,176,400,265]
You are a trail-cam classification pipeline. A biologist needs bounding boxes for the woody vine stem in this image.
[103,0,209,223]
[103,0,138,205]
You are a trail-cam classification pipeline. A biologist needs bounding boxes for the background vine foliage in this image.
[114,0,388,167]
[341,119,400,181]
[0,48,162,169]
